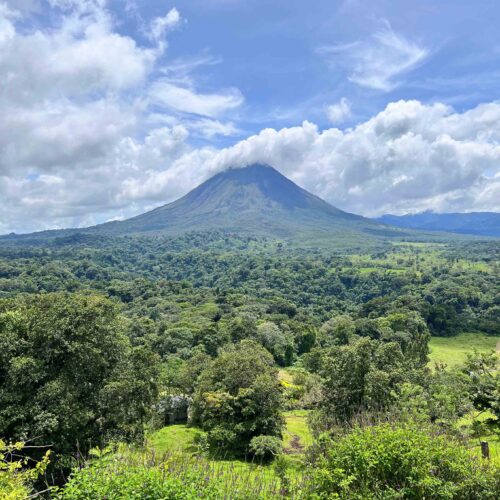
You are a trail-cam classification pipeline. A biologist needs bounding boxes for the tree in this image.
[0,293,159,457]
[318,315,355,347]
[462,351,499,419]
[191,340,284,456]
[98,346,162,441]
[379,311,430,367]
[257,321,295,366]
[317,338,407,423]
[224,316,257,343]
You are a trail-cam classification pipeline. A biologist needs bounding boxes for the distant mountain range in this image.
[375,212,500,237]
[1,164,489,248]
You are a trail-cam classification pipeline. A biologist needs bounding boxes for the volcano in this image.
[1,164,413,246]
[90,164,395,241]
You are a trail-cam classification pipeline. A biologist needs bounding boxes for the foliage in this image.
[0,232,498,494]
[0,293,160,459]
[249,435,283,461]
[192,340,284,456]
[462,351,499,419]
[57,448,281,499]
[305,423,500,499]
[0,440,50,500]
[316,337,409,424]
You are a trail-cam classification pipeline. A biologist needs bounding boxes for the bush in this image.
[249,435,283,461]
[57,448,281,499]
[0,440,50,500]
[305,423,500,499]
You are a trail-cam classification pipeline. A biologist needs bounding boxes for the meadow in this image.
[429,332,499,368]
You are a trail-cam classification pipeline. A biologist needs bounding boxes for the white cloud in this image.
[149,81,244,117]
[152,99,498,218]
[5,98,500,232]
[0,1,247,233]
[326,97,352,124]
[320,24,429,91]
[0,4,498,233]
[150,8,181,44]
[189,118,240,138]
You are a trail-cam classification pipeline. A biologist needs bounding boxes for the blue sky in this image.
[130,0,500,133]
[1,0,499,232]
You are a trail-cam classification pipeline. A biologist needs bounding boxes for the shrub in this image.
[305,423,500,499]
[192,340,284,456]
[0,440,50,500]
[249,435,283,461]
[57,448,281,499]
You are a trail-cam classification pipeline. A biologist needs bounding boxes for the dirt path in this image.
[284,435,304,455]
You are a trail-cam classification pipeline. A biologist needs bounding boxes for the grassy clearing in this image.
[146,424,202,455]
[146,412,313,483]
[428,332,498,368]
[146,425,280,484]
[148,410,313,458]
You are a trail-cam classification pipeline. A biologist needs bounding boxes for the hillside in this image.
[376,212,500,237]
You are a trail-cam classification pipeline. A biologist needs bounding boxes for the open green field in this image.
[145,409,313,483]
[148,409,312,458]
[428,332,499,368]
[147,424,202,455]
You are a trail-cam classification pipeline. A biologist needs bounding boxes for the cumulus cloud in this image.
[136,100,497,219]
[210,100,499,216]
[326,97,352,124]
[0,3,498,234]
[105,100,499,219]
[319,24,429,91]
[0,1,244,233]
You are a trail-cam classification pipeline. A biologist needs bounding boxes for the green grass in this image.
[283,410,313,453]
[428,332,499,368]
[146,423,297,486]
[146,424,202,455]
[476,438,500,466]
[456,410,500,465]
[146,409,313,481]
[148,410,313,458]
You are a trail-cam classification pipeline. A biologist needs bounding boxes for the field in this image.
[427,332,499,465]
[144,408,313,485]
[148,409,312,458]
[428,332,499,368]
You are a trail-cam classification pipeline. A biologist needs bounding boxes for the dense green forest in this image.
[1,232,499,498]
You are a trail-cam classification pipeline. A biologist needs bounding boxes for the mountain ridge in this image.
[375,212,500,237]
